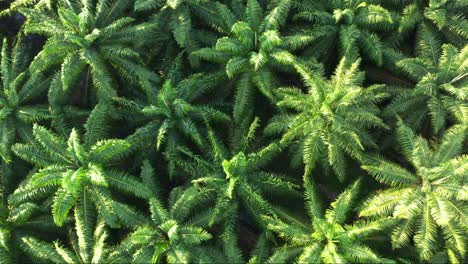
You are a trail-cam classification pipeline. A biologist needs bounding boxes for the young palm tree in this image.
[10,104,151,227]
[0,37,51,163]
[20,218,126,263]
[0,0,55,16]
[203,230,273,264]
[265,58,387,180]
[191,0,297,123]
[0,44,58,259]
[398,0,467,48]
[293,0,395,66]
[20,0,159,101]
[122,161,214,264]
[264,179,394,263]
[120,74,229,177]
[175,119,299,228]
[385,31,467,133]
[360,120,467,263]
[0,200,59,263]
[134,0,212,49]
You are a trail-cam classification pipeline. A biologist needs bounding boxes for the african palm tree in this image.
[0,37,51,163]
[398,0,467,48]
[134,0,213,49]
[203,231,273,264]
[0,200,59,263]
[10,104,151,227]
[0,0,55,16]
[20,0,159,101]
[20,218,126,263]
[175,119,299,227]
[293,0,395,66]
[120,74,229,176]
[264,179,394,263]
[385,32,467,133]
[360,120,467,262]
[265,58,388,180]
[191,0,297,123]
[122,160,213,264]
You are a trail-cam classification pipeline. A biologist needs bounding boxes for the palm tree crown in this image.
[294,0,395,65]
[192,0,296,123]
[398,0,467,48]
[21,0,159,101]
[360,120,467,262]
[266,58,387,180]
[175,120,299,227]
[265,179,394,264]
[119,75,229,176]
[10,104,150,227]
[386,33,467,133]
[123,161,213,264]
[0,200,58,263]
[20,219,121,263]
[0,37,51,163]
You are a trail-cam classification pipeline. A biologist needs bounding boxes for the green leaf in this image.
[52,189,77,226]
[414,202,438,260]
[54,242,80,264]
[245,0,263,31]
[75,190,95,263]
[226,57,248,78]
[433,125,466,164]
[362,162,418,187]
[171,7,191,47]
[303,175,323,219]
[358,31,383,66]
[396,118,417,161]
[90,139,130,163]
[84,103,109,148]
[263,0,291,30]
[32,124,70,164]
[20,237,63,263]
[61,53,86,91]
[233,73,254,123]
[104,170,151,199]
[329,179,360,225]
[151,241,170,264]
[68,129,88,163]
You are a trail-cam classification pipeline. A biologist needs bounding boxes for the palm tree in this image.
[398,0,467,48]
[264,179,394,263]
[293,0,395,66]
[265,58,388,181]
[119,74,229,177]
[134,0,213,49]
[174,119,299,227]
[191,0,297,123]
[10,104,151,227]
[19,0,159,101]
[0,200,60,263]
[0,37,51,163]
[20,218,127,263]
[202,230,273,264]
[0,44,60,259]
[0,0,55,16]
[360,119,467,263]
[385,31,467,133]
[123,160,213,264]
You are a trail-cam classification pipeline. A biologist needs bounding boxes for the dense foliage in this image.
[0,0,466,263]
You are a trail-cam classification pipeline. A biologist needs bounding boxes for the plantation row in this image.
[0,0,466,263]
